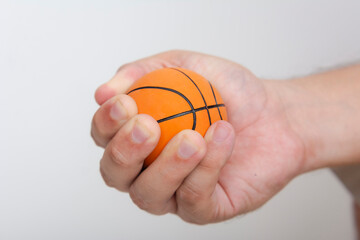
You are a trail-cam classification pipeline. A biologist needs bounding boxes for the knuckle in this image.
[165,49,184,56]
[180,215,208,225]
[92,115,101,132]
[91,117,107,144]
[129,186,168,215]
[91,129,105,147]
[114,184,130,193]
[129,187,151,211]
[199,156,223,173]
[116,62,131,73]
[117,62,145,81]
[99,167,113,187]
[160,50,188,67]
[177,181,205,205]
[158,166,180,186]
[109,145,131,168]
[94,139,105,148]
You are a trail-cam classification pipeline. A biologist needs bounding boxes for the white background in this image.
[1,0,359,239]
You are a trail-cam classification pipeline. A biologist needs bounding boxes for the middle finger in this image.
[100,114,160,191]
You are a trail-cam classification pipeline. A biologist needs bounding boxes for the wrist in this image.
[269,67,360,172]
[272,78,327,172]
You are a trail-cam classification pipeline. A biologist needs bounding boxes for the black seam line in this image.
[157,104,225,124]
[170,68,212,125]
[208,81,223,120]
[127,86,197,130]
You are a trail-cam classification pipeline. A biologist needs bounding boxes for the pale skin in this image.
[91,50,360,225]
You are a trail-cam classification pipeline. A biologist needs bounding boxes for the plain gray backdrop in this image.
[1,0,359,239]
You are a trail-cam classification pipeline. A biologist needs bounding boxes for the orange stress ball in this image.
[127,67,227,167]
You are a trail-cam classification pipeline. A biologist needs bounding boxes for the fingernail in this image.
[213,123,231,142]
[177,137,198,159]
[131,121,150,144]
[110,100,127,121]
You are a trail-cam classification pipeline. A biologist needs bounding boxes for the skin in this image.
[356,203,360,240]
[91,50,360,225]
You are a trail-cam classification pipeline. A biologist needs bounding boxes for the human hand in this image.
[91,50,305,224]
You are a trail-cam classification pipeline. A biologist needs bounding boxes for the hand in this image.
[91,50,305,224]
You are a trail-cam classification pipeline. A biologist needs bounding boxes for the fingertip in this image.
[135,114,161,142]
[91,94,139,147]
[177,130,207,160]
[112,94,138,120]
[95,84,117,105]
[206,120,235,144]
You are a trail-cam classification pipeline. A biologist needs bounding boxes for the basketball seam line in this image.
[127,86,197,130]
[157,104,225,123]
[170,68,212,125]
[208,82,223,120]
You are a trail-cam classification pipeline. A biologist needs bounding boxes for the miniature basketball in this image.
[127,67,227,167]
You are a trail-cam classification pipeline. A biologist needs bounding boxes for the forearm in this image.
[273,64,360,172]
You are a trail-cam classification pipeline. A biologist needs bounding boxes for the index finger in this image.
[94,50,213,105]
